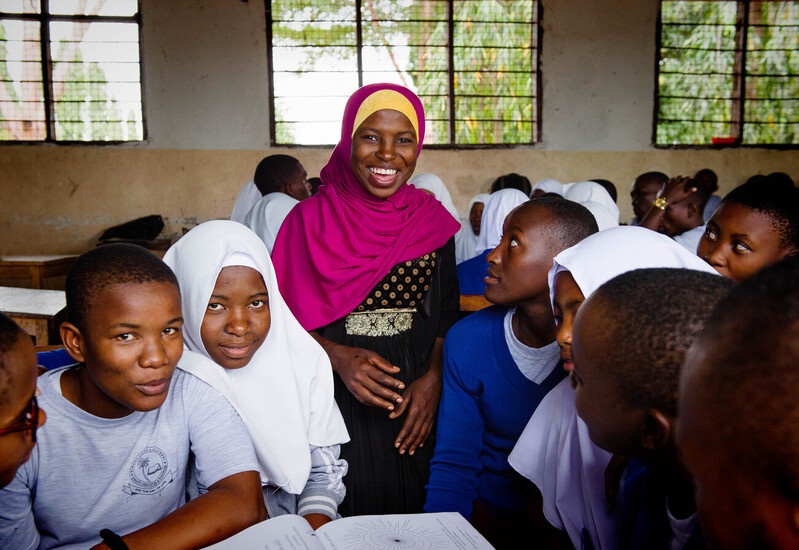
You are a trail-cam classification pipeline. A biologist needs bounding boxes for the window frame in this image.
[654,0,798,149]
[265,0,542,149]
[0,0,146,144]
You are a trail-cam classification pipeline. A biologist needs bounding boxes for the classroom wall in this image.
[2,0,796,255]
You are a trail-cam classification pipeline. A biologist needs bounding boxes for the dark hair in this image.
[587,268,732,417]
[687,255,799,499]
[693,168,719,194]
[722,177,799,249]
[307,177,323,195]
[490,172,532,196]
[66,244,179,332]
[590,179,618,203]
[253,154,304,196]
[527,196,599,250]
[0,313,26,408]
[634,171,669,187]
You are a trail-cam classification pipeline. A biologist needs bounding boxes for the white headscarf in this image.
[510,225,719,550]
[230,179,262,224]
[243,192,299,254]
[563,181,620,231]
[164,220,349,494]
[531,178,564,197]
[475,188,530,253]
[455,193,490,264]
[409,172,459,222]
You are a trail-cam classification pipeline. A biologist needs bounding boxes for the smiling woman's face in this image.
[350,109,418,199]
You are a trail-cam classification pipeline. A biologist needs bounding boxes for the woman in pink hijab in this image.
[271,83,460,516]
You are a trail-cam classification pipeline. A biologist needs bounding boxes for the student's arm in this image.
[310,332,405,411]
[297,445,347,530]
[639,175,697,232]
[92,470,264,550]
[0,459,40,550]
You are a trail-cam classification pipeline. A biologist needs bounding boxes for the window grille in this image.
[657,0,798,146]
[0,0,144,142]
[267,0,539,146]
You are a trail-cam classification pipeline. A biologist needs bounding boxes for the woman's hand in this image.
[312,333,405,411]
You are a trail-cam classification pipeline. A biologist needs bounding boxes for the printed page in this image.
[315,512,495,550]
[203,514,324,550]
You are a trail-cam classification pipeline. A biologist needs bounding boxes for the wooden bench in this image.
[0,286,66,345]
[460,294,492,312]
[0,255,78,289]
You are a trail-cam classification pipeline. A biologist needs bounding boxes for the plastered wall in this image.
[1,0,796,255]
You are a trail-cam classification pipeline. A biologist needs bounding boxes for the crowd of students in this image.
[1,82,798,550]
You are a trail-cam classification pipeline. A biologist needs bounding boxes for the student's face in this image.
[697,201,794,281]
[0,333,46,488]
[551,271,585,373]
[630,179,662,220]
[350,109,418,199]
[571,298,641,457]
[469,201,484,235]
[659,199,699,237]
[201,266,270,370]
[72,281,184,418]
[484,206,556,306]
[286,165,311,201]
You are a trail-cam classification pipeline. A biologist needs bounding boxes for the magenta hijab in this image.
[271,83,460,331]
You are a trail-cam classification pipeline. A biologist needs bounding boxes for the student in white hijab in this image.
[531,178,564,198]
[409,172,460,222]
[455,193,490,264]
[457,188,530,295]
[230,179,261,223]
[163,220,350,529]
[243,192,298,254]
[508,225,719,550]
[563,181,620,231]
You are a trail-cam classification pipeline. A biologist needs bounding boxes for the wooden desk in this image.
[0,286,66,345]
[0,255,78,289]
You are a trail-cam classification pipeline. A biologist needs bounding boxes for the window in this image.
[267,0,539,146]
[0,0,144,142]
[657,0,798,146]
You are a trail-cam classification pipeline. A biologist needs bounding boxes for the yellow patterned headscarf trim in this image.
[352,89,419,139]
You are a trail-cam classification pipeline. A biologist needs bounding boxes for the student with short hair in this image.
[629,171,668,226]
[570,268,732,549]
[639,175,708,252]
[0,243,265,550]
[697,175,799,281]
[424,197,598,548]
[163,220,350,530]
[678,254,799,550]
[0,314,46,489]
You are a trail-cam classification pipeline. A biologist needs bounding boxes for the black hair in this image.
[693,168,719,194]
[722,177,799,249]
[307,176,323,195]
[590,179,618,203]
[65,243,179,332]
[0,313,26,408]
[587,268,732,417]
[253,154,304,196]
[490,172,532,196]
[687,255,799,500]
[634,171,669,187]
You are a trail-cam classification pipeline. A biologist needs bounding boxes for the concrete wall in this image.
[2,0,796,255]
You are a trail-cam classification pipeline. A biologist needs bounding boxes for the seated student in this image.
[590,178,618,203]
[230,179,261,224]
[424,197,599,548]
[697,175,799,281]
[0,244,265,550]
[677,255,799,550]
[563,180,620,231]
[692,168,721,223]
[244,154,312,253]
[629,171,668,226]
[509,225,719,550]
[490,172,533,196]
[570,268,732,550]
[639,175,708,253]
[163,220,349,530]
[455,193,491,264]
[307,176,322,195]
[409,172,460,223]
[530,178,564,198]
[456,188,529,295]
[0,314,47,489]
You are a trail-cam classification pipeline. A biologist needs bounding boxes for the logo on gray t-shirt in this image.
[123,446,175,495]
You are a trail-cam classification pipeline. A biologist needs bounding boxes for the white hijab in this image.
[509,225,718,550]
[563,181,620,231]
[531,178,564,197]
[475,188,530,253]
[243,192,299,254]
[230,179,262,223]
[455,193,490,264]
[409,172,460,221]
[164,220,349,494]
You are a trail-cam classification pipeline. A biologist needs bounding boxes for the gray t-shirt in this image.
[0,364,259,550]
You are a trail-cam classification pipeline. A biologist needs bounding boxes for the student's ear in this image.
[686,200,699,220]
[59,322,86,364]
[640,409,673,451]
